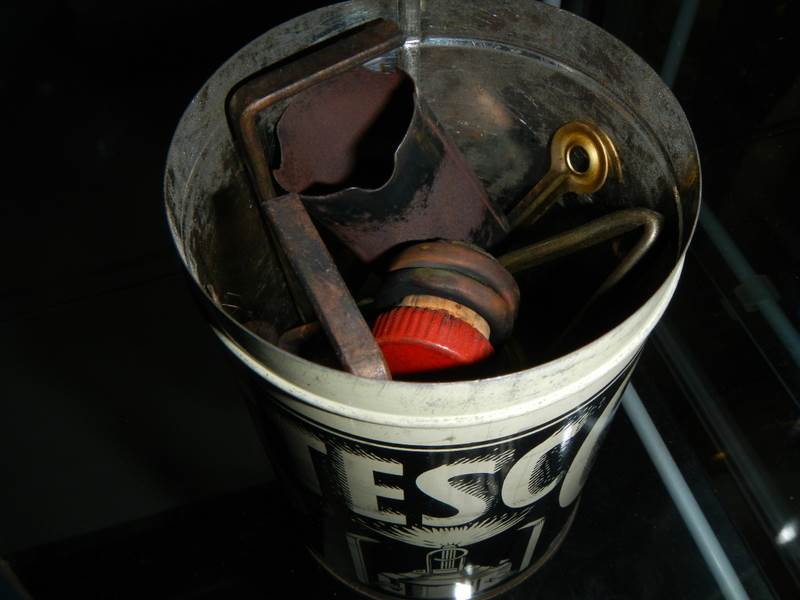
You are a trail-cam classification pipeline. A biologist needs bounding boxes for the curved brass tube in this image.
[499,207,664,300]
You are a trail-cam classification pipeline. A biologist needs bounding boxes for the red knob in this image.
[373,306,494,376]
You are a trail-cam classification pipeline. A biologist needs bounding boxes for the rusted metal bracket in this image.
[227,19,405,202]
[263,194,390,379]
[227,19,403,378]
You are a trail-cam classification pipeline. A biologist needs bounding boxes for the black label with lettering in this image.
[247,362,634,598]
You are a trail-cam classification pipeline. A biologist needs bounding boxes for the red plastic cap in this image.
[373,306,494,376]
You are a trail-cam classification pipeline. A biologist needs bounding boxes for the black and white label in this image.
[251,362,634,598]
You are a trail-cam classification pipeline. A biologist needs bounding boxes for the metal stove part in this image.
[273,65,509,263]
[262,193,390,380]
[377,240,520,346]
[226,18,404,378]
[500,207,663,291]
[507,121,622,230]
[226,16,510,377]
[501,207,664,346]
[226,18,404,329]
[225,19,661,378]
[499,120,662,325]
[372,240,519,376]
[227,19,405,204]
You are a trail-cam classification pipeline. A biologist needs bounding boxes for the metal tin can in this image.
[164,1,700,598]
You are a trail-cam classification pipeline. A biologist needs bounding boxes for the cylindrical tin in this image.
[164,2,700,598]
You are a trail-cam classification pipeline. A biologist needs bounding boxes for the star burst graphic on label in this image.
[359,509,533,548]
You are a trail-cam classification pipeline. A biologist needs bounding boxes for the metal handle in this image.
[227,19,404,379]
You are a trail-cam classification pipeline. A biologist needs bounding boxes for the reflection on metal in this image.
[622,384,749,600]
[654,323,800,586]
[507,121,621,230]
[453,581,474,600]
[277,320,321,353]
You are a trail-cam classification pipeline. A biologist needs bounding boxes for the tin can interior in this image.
[165,3,700,377]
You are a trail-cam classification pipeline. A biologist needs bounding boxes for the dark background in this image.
[1,0,798,597]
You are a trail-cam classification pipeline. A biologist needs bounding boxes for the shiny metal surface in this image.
[507,120,621,230]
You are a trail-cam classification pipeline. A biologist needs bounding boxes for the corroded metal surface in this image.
[273,66,509,263]
[273,67,411,193]
[377,240,520,344]
[226,19,402,377]
[262,193,390,380]
[165,1,699,359]
[225,16,511,375]
[165,0,700,381]
[227,18,405,203]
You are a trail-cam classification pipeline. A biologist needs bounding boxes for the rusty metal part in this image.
[273,67,510,263]
[507,121,621,230]
[227,18,405,202]
[377,267,517,345]
[262,193,390,380]
[379,240,519,344]
[273,67,409,193]
[278,296,375,353]
[226,19,403,377]
[274,67,409,192]
[226,18,404,326]
[387,239,519,318]
[278,321,321,354]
